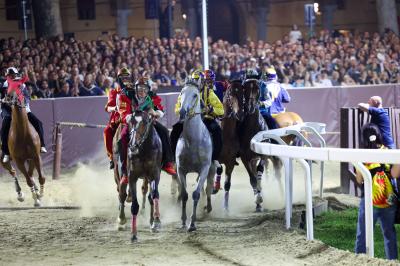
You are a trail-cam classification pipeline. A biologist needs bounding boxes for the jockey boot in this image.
[40,147,47,153]
[2,154,10,163]
[109,160,115,169]
[162,162,177,175]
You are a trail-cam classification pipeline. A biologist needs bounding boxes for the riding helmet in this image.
[204,69,216,81]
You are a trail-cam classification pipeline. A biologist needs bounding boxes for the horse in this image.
[6,92,44,207]
[176,82,214,232]
[128,110,163,242]
[215,80,241,203]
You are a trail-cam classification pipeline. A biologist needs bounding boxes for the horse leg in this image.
[178,167,188,229]
[3,161,24,202]
[140,179,148,214]
[33,156,45,198]
[204,163,215,213]
[147,188,154,227]
[243,158,263,212]
[223,163,235,212]
[117,179,128,230]
[171,173,179,197]
[188,166,209,232]
[150,178,161,233]
[212,164,223,194]
[129,178,139,242]
[15,160,41,207]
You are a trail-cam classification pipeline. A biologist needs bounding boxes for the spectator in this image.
[289,24,302,43]
[78,74,104,96]
[55,81,71,98]
[354,123,398,260]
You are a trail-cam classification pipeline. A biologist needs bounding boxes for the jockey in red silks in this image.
[1,67,47,163]
[103,76,122,169]
[116,71,177,185]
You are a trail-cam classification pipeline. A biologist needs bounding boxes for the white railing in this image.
[251,123,400,258]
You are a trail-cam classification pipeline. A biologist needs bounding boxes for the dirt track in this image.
[0,161,396,265]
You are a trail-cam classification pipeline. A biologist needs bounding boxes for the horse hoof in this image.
[204,205,212,213]
[212,188,219,195]
[187,224,197,232]
[17,192,24,202]
[126,196,132,203]
[255,205,263,213]
[118,217,127,226]
[151,222,161,233]
[131,235,138,243]
[117,223,127,231]
[255,194,263,205]
[34,200,41,208]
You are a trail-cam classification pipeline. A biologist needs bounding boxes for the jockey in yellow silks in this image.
[170,69,224,163]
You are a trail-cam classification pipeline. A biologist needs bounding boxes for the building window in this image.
[77,0,96,20]
[5,0,18,20]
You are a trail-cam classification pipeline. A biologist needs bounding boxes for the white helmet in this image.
[5,67,19,77]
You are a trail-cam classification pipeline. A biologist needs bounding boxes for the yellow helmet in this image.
[191,70,204,80]
[265,67,277,80]
[117,67,131,78]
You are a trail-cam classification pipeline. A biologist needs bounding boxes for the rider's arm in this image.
[280,86,291,103]
[208,91,224,116]
[105,89,117,112]
[151,95,165,118]
[174,95,182,116]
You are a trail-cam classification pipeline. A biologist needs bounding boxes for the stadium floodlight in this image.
[313,2,319,13]
[182,13,187,20]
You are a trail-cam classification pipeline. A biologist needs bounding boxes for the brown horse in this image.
[7,93,45,207]
[128,110,163,242]
[273,112,304,145]
[216,80,241,209]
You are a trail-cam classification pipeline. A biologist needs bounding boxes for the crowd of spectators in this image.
[0,28,399,98]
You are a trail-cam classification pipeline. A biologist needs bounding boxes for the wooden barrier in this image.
[52,122,106,179]
[340,107,400,194]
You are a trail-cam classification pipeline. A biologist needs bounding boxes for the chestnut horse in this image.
[1,159,25,202]
[7,93,45,207]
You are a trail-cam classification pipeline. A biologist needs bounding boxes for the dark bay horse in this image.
[7,93,45,207]
[128,110,163,242]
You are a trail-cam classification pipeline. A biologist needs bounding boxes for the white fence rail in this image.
[250,123,400,258]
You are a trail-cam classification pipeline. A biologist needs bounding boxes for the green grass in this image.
[315,208,400,259]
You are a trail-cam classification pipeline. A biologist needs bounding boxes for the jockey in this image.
[259,68,291,129]
[170,70,224,164]
[204,69,224,102]
[134,77,176,175]
[1,67,47,163]
[115,67,137,184]
[103,72,123,170]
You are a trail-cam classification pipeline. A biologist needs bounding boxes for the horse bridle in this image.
[1,95,25,109]
[129,112,154,153]
[181,90,202,120]
[223,85,239,120]
[242,79,259,116]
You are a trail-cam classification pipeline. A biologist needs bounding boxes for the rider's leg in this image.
[170,122,183,156]
[104,124,115,169]
[263,113,279,130]
[154,121,176,175]
[1,116,11,162]
[203,118,222,161]
[120,124,129,184]
[27,112,46,152]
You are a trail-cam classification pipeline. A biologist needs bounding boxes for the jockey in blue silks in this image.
[259,68,291,129]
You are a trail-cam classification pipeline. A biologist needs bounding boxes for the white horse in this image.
[176,82,214,232]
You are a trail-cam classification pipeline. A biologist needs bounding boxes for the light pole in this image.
[201,0,209,69]
[22,0,28,40]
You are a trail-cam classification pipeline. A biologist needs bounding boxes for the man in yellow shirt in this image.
[170,70,224,163]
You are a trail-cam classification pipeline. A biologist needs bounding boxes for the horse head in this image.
[241,79,260,116]
[5,91,25,109]
[225,80,245,121]
[178,83,201,121]
[128,110,153,156]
